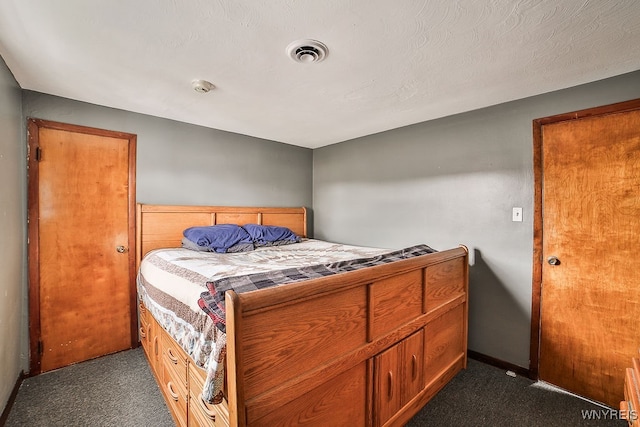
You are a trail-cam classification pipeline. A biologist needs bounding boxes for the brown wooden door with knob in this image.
[534,102,640,408]
[28,119,137,374]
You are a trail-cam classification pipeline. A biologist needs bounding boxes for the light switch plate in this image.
[512,207,523,222]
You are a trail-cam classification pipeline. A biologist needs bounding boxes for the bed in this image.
[136,204,469,426]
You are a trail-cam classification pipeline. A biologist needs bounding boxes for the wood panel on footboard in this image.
[226,246,468,427]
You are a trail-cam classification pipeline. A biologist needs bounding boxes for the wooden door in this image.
[533,102,640,407]
[374,330,425,426]
[374,341,402,426]
[28,119,137,374]
[401,329,424,405]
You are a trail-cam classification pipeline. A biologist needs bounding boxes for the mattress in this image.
[137,238,390,404]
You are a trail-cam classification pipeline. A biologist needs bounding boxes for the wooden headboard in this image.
[135,204,307,268]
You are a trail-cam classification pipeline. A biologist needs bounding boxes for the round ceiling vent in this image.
[286,39,328,63]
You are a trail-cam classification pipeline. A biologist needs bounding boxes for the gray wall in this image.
[0,57,26,410]
[313,70,640,368]
[22,91,313,210]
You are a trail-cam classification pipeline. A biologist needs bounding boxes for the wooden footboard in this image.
[226,246,468,426]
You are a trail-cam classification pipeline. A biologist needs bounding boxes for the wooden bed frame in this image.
[136,204,469,427]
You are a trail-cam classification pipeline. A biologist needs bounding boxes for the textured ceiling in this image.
[1,0,639,148]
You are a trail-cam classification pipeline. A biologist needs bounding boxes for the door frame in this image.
[529,98,640,379]
[27,118,137,375]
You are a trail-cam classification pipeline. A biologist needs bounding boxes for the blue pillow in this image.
[181,237,254,253]
[183,224,253,253]
[242,224,300,247]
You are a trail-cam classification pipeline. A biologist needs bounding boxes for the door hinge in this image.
[35,146,42,161]
[38,340,43,355]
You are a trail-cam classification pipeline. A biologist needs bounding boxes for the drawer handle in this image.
[167,347,178,364]
[167,381,179,401]
[139,327,146,339]
[198,394,217,421]
[154,337,159,357]
[412,354,418,380]
[387,371,394,400]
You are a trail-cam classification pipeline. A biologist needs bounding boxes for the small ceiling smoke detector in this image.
[192,79,215,93]
[286,39,328,64]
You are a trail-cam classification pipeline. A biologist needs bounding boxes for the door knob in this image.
[547,256,560,265]
[116,245,128,253]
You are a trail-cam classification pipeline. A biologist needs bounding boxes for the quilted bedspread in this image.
[198,244,437,334]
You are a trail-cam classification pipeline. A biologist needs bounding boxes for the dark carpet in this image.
[4,348,626,426]
[407,359,626,427]
[5,347,174,427]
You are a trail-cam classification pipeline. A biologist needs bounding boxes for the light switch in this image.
[512,207,523,222]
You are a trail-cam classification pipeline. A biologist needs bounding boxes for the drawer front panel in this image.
[162,332,188,388]
[163,362,188,427]
[139,323,150,358]
[189,389,229,427]
[139,302,151,355]
[188,363,230,427]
